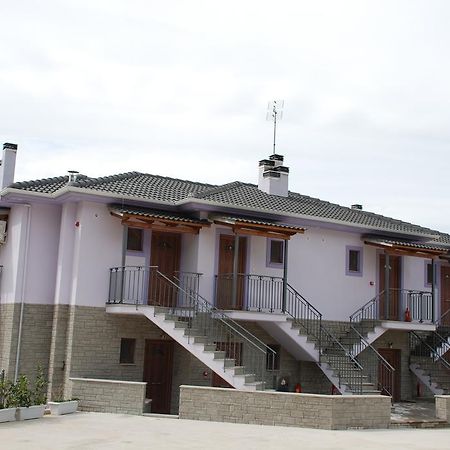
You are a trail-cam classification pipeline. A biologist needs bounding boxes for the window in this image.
[127,228,143,251]
[267,239,284,267]
[346,246,363,276]
[119,338,136,364]
[266,344,281,371]
[425,262,433,286]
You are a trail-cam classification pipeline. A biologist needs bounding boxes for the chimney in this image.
[0,143,18,189]
[258,154,289,197]
[67,170,80,184]
[351,204,363,210]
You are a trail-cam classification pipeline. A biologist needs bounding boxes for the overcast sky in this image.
[0,0,449,233]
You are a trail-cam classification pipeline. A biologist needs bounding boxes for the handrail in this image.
[439,307,450,327]
[157,270,276,357]
[350,324,395,397]
[350,288,434,323]
[109,266,276,385]
[410,331,450,370]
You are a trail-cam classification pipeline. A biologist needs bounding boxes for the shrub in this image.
[33,365,47,405]
[9,375,32,408]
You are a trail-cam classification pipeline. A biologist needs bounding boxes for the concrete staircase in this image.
[109,304,265,390]
[410,330,450,395]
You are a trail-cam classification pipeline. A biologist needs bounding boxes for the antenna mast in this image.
[266,100,284,154]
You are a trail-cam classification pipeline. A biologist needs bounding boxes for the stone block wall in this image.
[69,377,146,415]
[436,395,450,422]
[0,303,53,382]
[179,385,392,429]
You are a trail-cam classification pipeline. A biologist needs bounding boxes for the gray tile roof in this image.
[109,204,208,224]
[7,171,449,240]
[363,236,450,252]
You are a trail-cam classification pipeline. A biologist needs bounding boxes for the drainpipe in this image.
[232,234,239,308]
[120,224,128,303]
[14,204,32,381]
[282,239,288,313]
[431,258,435,323]
[385,253,390,320]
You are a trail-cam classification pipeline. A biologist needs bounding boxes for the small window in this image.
[127,228,143,251]
[425,262,433,286]
[267,239,284,267]
[346,246,363,276]
[120,338,136,364]
[266,344,281,371]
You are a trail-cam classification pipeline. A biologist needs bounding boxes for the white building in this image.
[0,143,449,413]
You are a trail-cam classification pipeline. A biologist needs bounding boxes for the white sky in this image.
[0,0,449,233]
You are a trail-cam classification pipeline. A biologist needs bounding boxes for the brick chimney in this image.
[0,143,17,189]
[258,154,289,197]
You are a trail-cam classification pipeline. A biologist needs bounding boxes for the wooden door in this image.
[441,266,450,326]
[149,232,181,306]
[216,234,247,309]
[143,340,174,414]
[379,254,401,320]
[378,348,401,402]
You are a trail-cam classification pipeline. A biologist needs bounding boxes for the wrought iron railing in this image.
[439,308,450,328]
[108,266,276,388]
[215,273,322,342]
[350,289,434,323]
[319,326,363,394]
[349,325,395,397]
[410,331,450,394]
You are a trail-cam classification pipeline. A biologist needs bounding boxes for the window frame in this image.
[266,238,285,268]
[119,338,136,364]
[424,261,434,287]
[345,245,363,277]
[126,227,144,252]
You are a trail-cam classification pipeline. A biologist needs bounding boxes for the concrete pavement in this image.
[1,412,449,449]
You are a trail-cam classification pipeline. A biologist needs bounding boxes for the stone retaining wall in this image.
[69,377,146,415]
[436,395,450,422]
[179,385,391,429]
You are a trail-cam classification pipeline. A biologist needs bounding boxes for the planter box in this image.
[16,405,45,421]
[0,407,16,423]
[48,400,78,415]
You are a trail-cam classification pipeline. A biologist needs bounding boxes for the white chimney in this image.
[258,154,289,197]
[0,143,17,189]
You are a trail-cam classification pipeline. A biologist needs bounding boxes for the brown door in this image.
[378,348,401,402]
[149,232,181,306]
[379,254,401,320]
[441,266,450,326]
[143,340,174,414]
[216,234,247,309]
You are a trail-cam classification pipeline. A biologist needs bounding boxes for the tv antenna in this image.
[266,100,284,154]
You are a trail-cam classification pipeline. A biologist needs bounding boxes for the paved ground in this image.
[1,412,450,450]
[391,400,440,424]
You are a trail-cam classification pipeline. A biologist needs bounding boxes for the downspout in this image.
[14,204,31,381]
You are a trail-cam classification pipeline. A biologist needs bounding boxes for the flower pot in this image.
[48,400,78,415]
[0,407,16,423]
[16,404,45,421]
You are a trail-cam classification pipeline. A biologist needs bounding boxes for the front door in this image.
[143,340,174,414]
[378,348,401,402]
[216,234,247,309]
[149,232,181,306]
[441,265,450,326]
[379,254,401,320]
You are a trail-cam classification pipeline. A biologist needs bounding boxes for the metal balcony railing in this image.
[350,289,434,324]
[108,266,276,388]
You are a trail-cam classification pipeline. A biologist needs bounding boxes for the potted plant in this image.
[13,366,46,421]
[48,386,78,415]
[0,371,16,423]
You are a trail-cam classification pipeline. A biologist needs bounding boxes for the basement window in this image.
[267,239,284,268]
[119,338,136,364]
[127,228,143,252]
[346,246,363,276]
